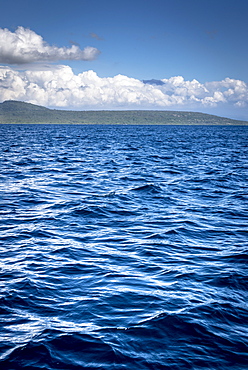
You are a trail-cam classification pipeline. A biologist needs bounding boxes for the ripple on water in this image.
[0,124,247,369]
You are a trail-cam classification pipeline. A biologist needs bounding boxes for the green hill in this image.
[0,100,247,125]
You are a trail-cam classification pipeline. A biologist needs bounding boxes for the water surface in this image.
[0,124,247,369]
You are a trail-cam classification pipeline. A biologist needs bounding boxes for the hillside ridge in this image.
[0,100,247,125]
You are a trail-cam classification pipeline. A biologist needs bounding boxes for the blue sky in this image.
[1,0,248,119]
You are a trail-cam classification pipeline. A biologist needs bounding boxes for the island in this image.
[0,100,247,125]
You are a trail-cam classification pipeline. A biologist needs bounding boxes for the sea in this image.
[0,123,247,370]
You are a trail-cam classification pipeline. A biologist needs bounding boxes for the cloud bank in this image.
[0,27,100,64]
[0,65,247,112]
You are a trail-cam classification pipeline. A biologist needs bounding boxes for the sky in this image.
[0,0,248,120]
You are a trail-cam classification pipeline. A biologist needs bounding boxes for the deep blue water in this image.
[0,124,247,370]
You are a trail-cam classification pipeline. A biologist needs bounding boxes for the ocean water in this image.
[0,124,247,370]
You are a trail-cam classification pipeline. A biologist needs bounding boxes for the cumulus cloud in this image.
[0,65,247,111]
[0,27,100,64]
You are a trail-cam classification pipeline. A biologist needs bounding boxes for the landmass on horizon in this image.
[0,100,247,125]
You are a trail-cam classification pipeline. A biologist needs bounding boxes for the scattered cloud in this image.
[90,32,104,41]
[206,30,218,39]
[0,65,247,112]
[0,27,101,64]
[69,40,81,47]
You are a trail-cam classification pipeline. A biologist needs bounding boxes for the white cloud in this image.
[0,65,248,111]
[0,27,100,64]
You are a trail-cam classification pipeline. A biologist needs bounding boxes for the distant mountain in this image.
[1,100,50,112]
[0,100,247,125]
[143,79,165,86]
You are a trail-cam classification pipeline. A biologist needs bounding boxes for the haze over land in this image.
[1,0,248,120]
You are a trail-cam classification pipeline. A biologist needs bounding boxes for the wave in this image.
[0,124,247,369]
